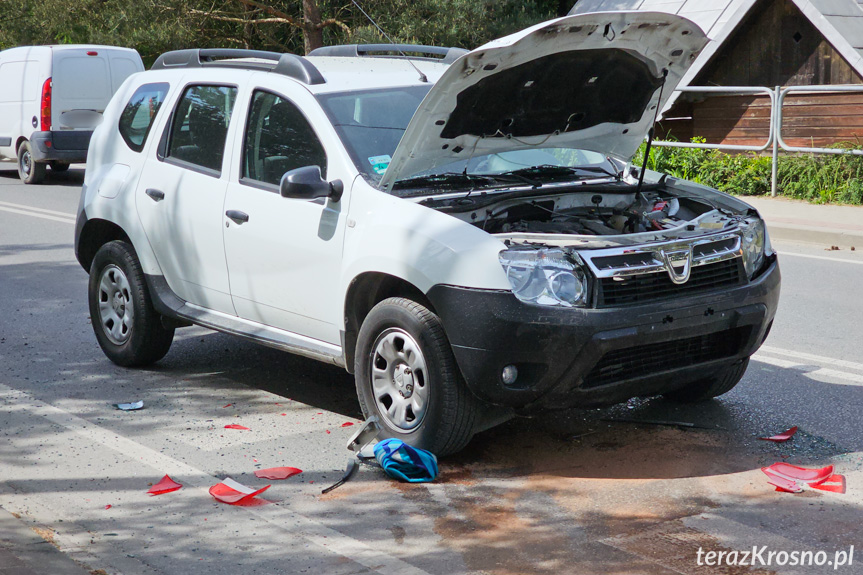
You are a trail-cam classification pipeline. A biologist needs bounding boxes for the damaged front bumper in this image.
[427,257,780,412]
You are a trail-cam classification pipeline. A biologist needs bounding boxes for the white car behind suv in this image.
[75,12,780,455]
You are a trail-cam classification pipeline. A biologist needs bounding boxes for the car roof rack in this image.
[308,44,468,64]
[151,49,325,85]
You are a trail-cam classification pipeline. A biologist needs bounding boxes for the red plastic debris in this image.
[341,422,355,428]
[759,426,798,442]
[224,424,250,430]
[223,404,232,408]
[280,413,287,416]
[326,430,331,434]
[810,474,846,494]
[104,504,112,510]
[762,463,840,493]
[209,478,271,505]
[254,467,302,480]
[148,474,183,496]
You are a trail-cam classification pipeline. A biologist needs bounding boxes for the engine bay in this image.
[421,182,748,248]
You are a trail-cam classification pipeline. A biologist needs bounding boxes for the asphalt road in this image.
[1,164,862,575]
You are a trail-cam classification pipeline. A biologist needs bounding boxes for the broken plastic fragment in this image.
[209,478,271,505]
[810,474,846,494]
[148,475,183,495]
[115,401,144,411]
[762,463,838,493]
[254,467,302,480]
[341,422,355,428]
[224,424,250,430]
[223,404,232,408]
[759,426,798,442]
[104,504,112,510]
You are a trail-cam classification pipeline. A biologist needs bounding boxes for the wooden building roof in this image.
[570,0,863,111]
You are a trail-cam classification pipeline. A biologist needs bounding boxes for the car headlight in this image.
[499,248,588,307]
[740,218,766,279]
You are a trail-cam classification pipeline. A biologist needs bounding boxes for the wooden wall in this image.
[662,93,863,149]
[696,0,862,87]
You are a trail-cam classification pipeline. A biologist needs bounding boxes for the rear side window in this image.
[167,84,237,174]
[242,90,327,187]
[118,83,169,153]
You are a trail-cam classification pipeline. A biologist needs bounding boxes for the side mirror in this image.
[279,166,344,202]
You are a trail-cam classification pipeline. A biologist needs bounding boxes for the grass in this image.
[632,137,863,205]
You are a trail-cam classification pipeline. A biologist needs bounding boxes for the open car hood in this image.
[379,11,707,191]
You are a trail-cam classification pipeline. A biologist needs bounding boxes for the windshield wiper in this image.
[501,164,622,181]
[393,172,497,190]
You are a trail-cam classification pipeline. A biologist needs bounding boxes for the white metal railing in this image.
[652,84,863,196]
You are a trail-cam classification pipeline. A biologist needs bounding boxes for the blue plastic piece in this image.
[373,438,438,483]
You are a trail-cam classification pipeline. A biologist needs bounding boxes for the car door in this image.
[135,82,240,315]
[222,86,347,345]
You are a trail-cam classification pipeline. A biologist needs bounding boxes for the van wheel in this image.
[17,141,46,184]
[663,358,749,402]
[49,161,70,172]
[88,240,174,367]
[355,297,478,457]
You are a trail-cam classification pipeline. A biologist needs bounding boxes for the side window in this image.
[118,82,169,153]
[167,84,237,173]
[242,90,327,187]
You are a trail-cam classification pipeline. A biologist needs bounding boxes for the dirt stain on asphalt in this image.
[422,419,845,574]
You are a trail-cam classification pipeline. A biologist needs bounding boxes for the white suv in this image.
[75,12,780,455]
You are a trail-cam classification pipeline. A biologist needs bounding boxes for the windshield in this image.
[317,87,622,195]
[317,86,431,182]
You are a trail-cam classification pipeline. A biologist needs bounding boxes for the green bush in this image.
[632,137,863,205]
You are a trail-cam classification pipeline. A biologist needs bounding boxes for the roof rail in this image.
[151,49,325,85]
[308,44,468,64]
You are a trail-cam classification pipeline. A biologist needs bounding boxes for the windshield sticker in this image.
[368,155,391,175]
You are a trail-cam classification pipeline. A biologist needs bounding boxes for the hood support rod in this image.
[636,69,668,196]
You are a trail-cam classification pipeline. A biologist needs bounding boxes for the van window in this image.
[118,83,169,153]
[110,58,140,92]
[54,57,109,101]
[242,90,327,187]
[167,85,237,174]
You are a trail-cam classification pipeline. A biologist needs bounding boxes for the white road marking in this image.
[752,354,863,386]
[0,383,433,575]
[0,204,75,224]
[778,251,863,265]
[759,345,863,373]
[0,200,76,218]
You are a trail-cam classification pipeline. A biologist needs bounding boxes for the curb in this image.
[0,508,92,575]
[765,222,863,249]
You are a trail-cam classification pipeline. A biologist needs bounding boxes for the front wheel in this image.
[355,297,479,456]
[88,241,174,366]
[17,140,46,184]
[663,358,749,402]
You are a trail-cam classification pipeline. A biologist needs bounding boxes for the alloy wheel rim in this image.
[370,328,429,432]
[98,264,134,345]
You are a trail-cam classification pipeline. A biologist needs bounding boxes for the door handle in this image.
[225,210,250,224]
[145,188,165,202]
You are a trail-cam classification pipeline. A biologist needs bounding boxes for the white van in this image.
[0,45,144,184]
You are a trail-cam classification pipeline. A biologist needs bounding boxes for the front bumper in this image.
[30,131,92,163]
[427,257,780,411]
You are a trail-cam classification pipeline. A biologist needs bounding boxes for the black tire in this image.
[17,140,46,184]
[355,297,479,456]
[49,161,70,172]
[88,240,174,367]
[663,358,750,402]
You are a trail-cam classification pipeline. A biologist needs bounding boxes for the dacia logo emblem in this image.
[659,247,692,285]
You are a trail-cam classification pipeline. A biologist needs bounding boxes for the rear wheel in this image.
[17,140,46,184]
[88,240,174,366]
[355,297,479,456]
[663,358,749,402]
[49,161,70,172]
